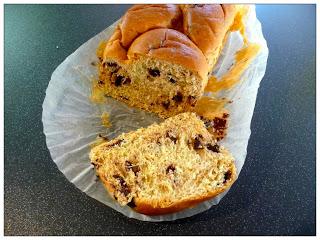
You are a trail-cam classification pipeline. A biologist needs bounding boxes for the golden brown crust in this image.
[103,26,128,62]
[119,4,182,48]
[127,28,208,79]
[181,4,238,68]
[102,4,241,71]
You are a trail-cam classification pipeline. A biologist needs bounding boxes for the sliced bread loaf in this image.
[96,4,243,118]
[90,112,236,215]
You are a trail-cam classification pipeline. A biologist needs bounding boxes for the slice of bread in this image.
[90,112,236,215]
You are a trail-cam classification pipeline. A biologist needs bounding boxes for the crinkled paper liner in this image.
[42,5,268,222]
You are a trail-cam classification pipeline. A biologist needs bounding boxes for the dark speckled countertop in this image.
[4,4,316,236]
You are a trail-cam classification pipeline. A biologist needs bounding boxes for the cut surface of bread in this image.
[95,4,244,118]
[98,28,208,118]
[90,112,236,215]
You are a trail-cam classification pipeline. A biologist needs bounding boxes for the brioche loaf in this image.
[96,4,244,118]
[90,112,236,215]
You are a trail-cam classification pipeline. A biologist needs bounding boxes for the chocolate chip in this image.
[193,135,204,150]
[108,139,123,147]
[123,77,131,85]
[132,166,140,175]
[113,175,125,185]
[148,68,160,77]
[115,75,124,86]
[188,96,197,106]
[107,62,118,68]
[223,170,232,183]
[162,101,170,110]
[223,113,229,118]
[207,143,220,153]
[172,92,183,103]
[125,161,140,175]
[113,174,131,196]
[213,118,227,130]
[98,80,104,85]
[120,186,131,196]
[166,131,177,144]
[166,164,176,174]
[169,78,176,84]
[114,75,131,86]
[127,199,136,208]
[91,162,98,168]
[120,96,129,100]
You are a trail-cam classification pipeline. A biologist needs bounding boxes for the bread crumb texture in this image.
[90,112,236,215]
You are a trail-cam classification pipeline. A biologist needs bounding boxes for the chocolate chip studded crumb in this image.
[127,199,136,208]
[172,92,183,103]
[207,143,220,153]
[113,174,131,196]
[223,170,232,183]
[162,101,170,110]
[193,135,204,150]
[166,131,177,144]
[166,164,176,174]
[223,113,229,118]
[148,68,160,77]
[113,174,125,185]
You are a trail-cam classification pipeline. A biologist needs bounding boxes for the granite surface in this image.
[4,4,316,235]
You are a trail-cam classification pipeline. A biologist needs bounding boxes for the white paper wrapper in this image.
[42,5,268,222]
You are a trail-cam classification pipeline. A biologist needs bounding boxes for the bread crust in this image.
[120,4,182,48]
[181,4,238,68]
